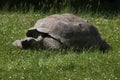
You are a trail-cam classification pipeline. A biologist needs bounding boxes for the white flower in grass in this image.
[21,76,25,79]
[9,76,12,79]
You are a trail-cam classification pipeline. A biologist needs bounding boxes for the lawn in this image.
[0,11,120,80]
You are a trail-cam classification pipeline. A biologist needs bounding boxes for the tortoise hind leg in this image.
[97,36,112,53]
[43,37,61,50]
[99,40,112,53]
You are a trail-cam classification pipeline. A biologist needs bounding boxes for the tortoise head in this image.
[13,37,43,49]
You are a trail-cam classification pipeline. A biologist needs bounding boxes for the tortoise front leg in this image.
[43,37,61,50]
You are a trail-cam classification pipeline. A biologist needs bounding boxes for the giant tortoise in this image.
[12,13,112,52]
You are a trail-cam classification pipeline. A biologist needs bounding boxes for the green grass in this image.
[0,11,120,80]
